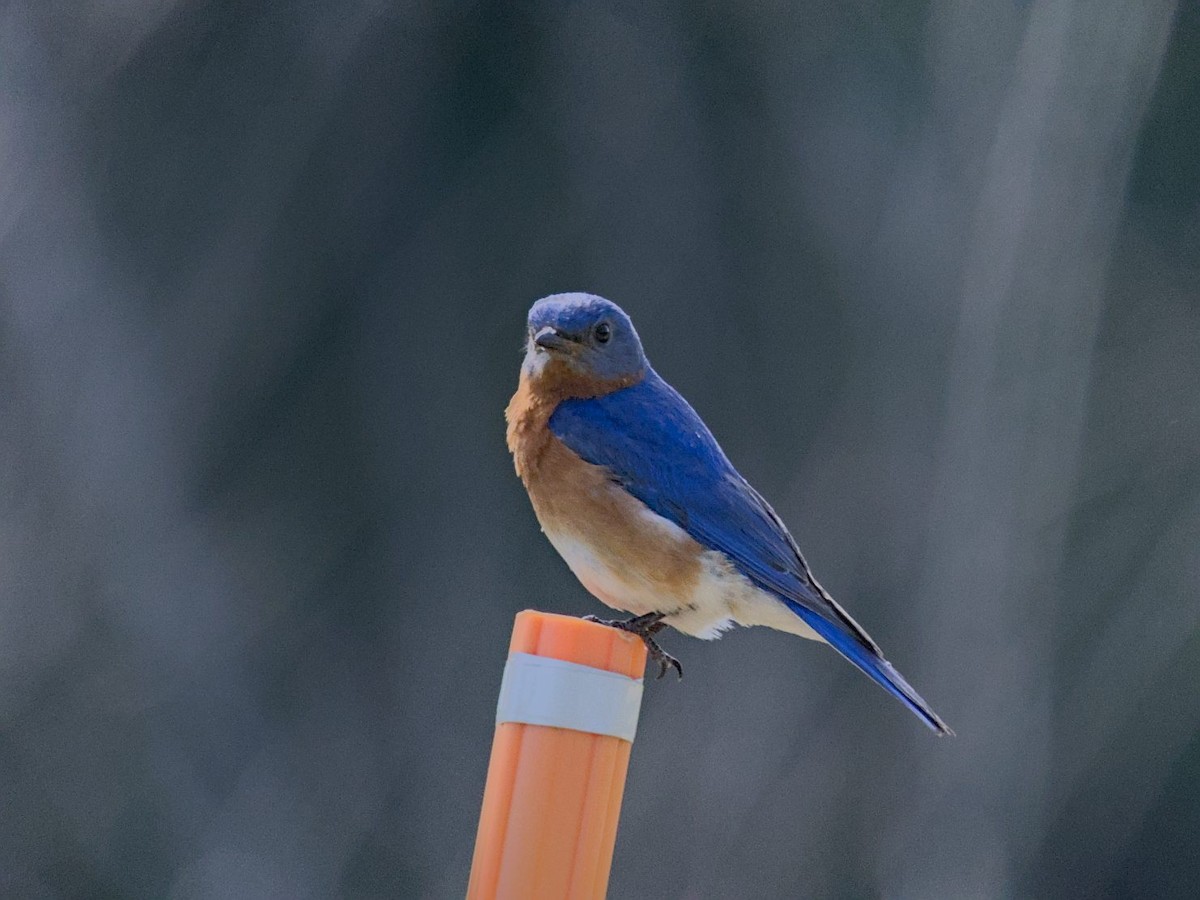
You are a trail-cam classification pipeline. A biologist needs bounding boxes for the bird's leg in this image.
[582,612,683,680]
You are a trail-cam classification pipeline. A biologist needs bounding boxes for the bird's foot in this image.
[642,635,684,681]
[583,612,683,680]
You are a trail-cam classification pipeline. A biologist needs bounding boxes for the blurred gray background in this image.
[2,1,1198,897]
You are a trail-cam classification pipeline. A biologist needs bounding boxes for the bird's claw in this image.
[646,637,683,680]
[582,613,683,680]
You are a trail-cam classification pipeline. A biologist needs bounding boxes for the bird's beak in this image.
[533,326,576,353]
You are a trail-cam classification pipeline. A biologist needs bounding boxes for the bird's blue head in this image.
[523,293,647,387]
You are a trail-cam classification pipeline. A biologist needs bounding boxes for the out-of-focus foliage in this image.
[1,1,1197,897]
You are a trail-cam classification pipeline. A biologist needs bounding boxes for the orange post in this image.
[467,610,649,900]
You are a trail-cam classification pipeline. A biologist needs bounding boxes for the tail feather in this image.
[785,601,954,736]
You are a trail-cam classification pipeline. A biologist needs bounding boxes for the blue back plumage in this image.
[549,369,952,735]
[550,369,868,644]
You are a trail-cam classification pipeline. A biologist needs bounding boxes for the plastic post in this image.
[467,610,648,899]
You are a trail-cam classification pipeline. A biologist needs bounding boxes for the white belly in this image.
[543,528,666,616]
[544,519,822,643]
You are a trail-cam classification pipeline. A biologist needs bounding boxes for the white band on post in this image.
[495,652,644,742]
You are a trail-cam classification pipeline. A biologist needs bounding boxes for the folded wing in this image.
[549,370,879,655]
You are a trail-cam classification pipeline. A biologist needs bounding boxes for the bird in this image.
[506,292,952,735]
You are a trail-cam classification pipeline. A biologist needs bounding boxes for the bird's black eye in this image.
[594,322,612,344]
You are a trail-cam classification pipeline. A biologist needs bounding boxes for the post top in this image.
[509,610,647,679]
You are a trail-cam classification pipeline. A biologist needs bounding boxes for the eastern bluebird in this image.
[506,293,952,735]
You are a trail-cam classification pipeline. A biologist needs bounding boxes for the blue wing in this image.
[549,370,869,644]
[549,370,951,735]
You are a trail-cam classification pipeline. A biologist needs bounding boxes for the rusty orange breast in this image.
[505,360,704,609]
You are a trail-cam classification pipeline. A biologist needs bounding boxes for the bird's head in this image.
[522,293,647,390]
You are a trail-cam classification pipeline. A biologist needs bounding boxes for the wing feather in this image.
[549,370,880,654]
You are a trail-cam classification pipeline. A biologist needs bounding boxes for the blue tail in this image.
[786,601,953,736]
